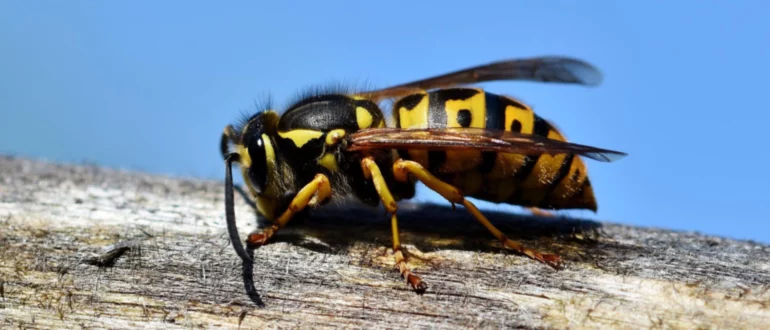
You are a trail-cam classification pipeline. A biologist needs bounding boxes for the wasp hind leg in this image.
[245,173,332,246]
[361,157,428,293]
[392,160,562,269]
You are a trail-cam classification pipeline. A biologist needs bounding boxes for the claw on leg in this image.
[245,174,331,247]
[364,157,428,293]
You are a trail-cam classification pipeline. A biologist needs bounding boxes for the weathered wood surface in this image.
[1,155,768,329]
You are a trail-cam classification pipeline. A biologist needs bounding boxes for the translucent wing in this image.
[348,127,626,163]
[359,56,602,102]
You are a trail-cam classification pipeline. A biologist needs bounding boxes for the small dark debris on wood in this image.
[82,239,141,268]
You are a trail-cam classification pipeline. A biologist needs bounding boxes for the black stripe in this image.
[428,93,448,128]
[477,152,498,174]
[397,149,411,161]
[428,151,446,173]
[507,116,551,205]
[479,93,503,174]
[512,116,550,180]
[484,93,504,130]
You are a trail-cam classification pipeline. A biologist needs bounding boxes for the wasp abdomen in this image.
[392,88,597,211]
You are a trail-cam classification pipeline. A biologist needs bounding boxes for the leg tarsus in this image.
[366,158,428,293]
[394,247,428,293]
[462,199,563,269]
[245,174,331,247]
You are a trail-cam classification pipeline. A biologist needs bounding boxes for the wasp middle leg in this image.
[393,159,562,269]
[361,157,428,293]
[245,173,332,246]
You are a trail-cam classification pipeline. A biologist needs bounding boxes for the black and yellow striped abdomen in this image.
[392,88,597,211]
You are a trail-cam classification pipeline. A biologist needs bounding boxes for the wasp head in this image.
[221,110,289,221]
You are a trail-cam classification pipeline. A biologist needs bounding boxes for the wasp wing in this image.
[348,128,626,163]
[359,56,602,102]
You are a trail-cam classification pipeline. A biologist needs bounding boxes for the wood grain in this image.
[1,155,768,329]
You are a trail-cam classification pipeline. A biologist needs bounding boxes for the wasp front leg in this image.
[245,173,332,246]
[361,157,428,293]
[393,160,562,269]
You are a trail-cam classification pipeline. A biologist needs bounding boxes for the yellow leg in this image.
[246,173,331,246]
[393,160,562,269]
[362,157,428,292]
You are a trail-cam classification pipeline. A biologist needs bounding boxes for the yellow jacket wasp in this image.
[221,56,626,292]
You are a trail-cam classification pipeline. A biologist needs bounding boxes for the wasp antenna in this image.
[225,153,253,263]
[221,125,241,160]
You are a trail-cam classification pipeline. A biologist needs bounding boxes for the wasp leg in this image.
[362,157,428,292]
[526,207,554,217]
[393,160,562,269]
[245,174,332,246]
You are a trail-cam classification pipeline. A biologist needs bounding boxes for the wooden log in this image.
[1,155,768,329]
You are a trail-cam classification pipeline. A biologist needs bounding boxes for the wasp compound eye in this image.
[248,137,268,193]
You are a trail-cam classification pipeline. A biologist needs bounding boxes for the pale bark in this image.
[1,156,768,329]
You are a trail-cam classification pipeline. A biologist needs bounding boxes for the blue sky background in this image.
[2,1,769,243]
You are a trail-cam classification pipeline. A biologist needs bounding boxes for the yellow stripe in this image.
[444,91,486,128]
[277,129,324,148]
[236,144,251,168]
[397,93,429,129]
[505,102,534,134]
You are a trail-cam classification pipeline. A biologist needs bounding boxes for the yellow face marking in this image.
[236,144,252,168]
[397,93,429,129]
[356,107,374,129]
[325,129,346,146]
[261,134,279,197]
[318,153,339,172]
[278,129,324,148]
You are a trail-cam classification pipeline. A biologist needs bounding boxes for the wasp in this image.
[221,56,627,292]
